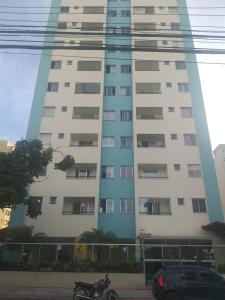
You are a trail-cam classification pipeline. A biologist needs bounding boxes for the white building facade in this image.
[12,0,224,245]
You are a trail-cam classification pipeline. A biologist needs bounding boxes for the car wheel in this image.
[163,292,182,300]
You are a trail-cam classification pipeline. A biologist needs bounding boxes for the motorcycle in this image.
[73,273,119,300]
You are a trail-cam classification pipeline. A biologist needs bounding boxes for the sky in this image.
[0,0,225,150]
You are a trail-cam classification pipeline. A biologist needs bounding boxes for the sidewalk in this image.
[0,287,153,300]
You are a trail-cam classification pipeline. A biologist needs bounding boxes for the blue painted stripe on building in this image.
[10,0,61,227]
[178,0,224,221]
[98,0,136,238]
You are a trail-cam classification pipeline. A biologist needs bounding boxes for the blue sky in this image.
[0,0,225,149]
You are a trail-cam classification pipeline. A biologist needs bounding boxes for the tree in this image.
[0,139,75,218]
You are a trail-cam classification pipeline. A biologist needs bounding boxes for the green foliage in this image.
[54,155,75,172]
[0,261,143,273]
[79,228,118,243]
[218,264,225,274]
[0,139,75,218]
[0,226,32,242]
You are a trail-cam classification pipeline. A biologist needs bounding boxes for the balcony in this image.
[62,197,95,215]
[138,164,168,179]
[136,107,163,120]
[70,134,98,147]
[139,197,171,215]
[66,163,97,179]
[137,134,165,148]
[72,107,99,119]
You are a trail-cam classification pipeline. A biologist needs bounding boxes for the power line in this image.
[0,50,225,66]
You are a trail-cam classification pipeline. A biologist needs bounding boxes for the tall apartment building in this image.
[214,145,225,218]
[0,141,14,229]
[12,0,224,247]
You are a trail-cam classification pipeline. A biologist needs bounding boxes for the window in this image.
[168,107,175,112]
[177,198,184,205]
[192,198,207,213]
[81,22,103,31]
[121,136,133,148]
[133,6,155,15]
[166,82,172,88]
[188,164,202,178]
[83,6,104,14]
[181,107,193,118]
[135,60,159,71]
[181,270,198,281]
[80,40,103,47]
[164,61,170,65]
[58,133,64,139]
[176,61,186,70]
[168,6,178,14]
[121,10,130,17]
[58,22,67,29]
[42,106,55,117]
[49,197,57,204]
[136,83,161,94]
[105,64,116,73]
[101,166,114,178]
[174,164,180,171]
[102,136,115,147]
[135,40,157,48]
[120,86,132,96]
[178,83,189,93]
[60,6,69,13]
[120,199,134,213]
[51,60,62,69]
[77,61,102,71]
[28,197,42,217]
[61,106,67,112]
[120,110,132,121]
[134,23,156,31]
[139,198,171,215]
[121,27,130,34]
[103,110,115,121]
[75,83,101,94]
[184,134,197,146]
[199,271,223,284]
[171,23,180,30]
[121,65,131,73]
[105,86,116,96]
[107,10,117,17]
[67,60,73,65]
[171,134,177,140]
[64,82,70,87]
[120,166,133,179]
[100,199,114,213]
[39,133,52,145]
[47,82,59,92]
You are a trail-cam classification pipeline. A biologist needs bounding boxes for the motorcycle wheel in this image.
[106,289,119,300]
[73,287,90,300]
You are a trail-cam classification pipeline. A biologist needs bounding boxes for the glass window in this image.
[121,65,132,73]
[121,10,130,17]
[121,136,133,148]
[139,198,171,215]
[39,133,52,145]
[107,10,117,17]
[100,199,114,213]
[102,136,115,147]
[192,198,207,213]
[42,106,55,117]
[49,197,57,204]
[120,86,132,96]
[101,166,114,178]
[135,60,159,71]
[120,199,134,213]
[83,6,104,14]
[199,271,223,283]
[177,198,184,205]
[51,60,62,69]
[134,23,156,31]
[81,22,103,31]
[120,110,132,121]
[120,166,133,179]
[105,86,116,96]
[47,82,59,92]
[168,6,178,14]
[60,6,69,13]
[105,64,116,73]
[58,133,64,139]
[133,6,155,15]
[75,83,101,94]
[103,110,115,121]
[188,164,202,177]
[178,83,190,93]
[77,61,102,71]
[184,134,197,146]
[181,107,193,118]
[58,22,67,29]
[136,83,161,94]
[171,23,180,30]
[175,61,186,70]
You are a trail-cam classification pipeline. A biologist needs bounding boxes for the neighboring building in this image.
[214,145,225,218]
[12,0,224,253]
[0,140,14,229]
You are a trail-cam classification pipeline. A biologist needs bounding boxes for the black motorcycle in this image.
[73,273,119,300]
